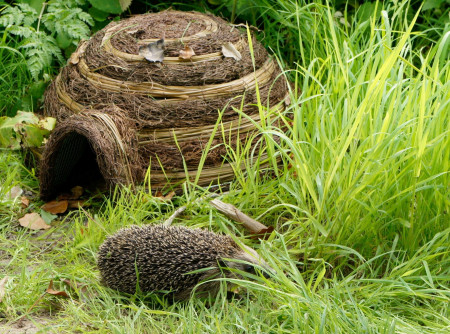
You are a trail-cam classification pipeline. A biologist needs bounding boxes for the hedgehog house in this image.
[40,10,288,200]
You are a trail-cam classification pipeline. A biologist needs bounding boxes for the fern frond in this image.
[19,3,39,27]
[0,4,37,28]
[78,11,94,26]
[43,1,93,41]
[0,6,25,27]
[20,32,63,80]
[60,19,91,40]
[7,25,35,38]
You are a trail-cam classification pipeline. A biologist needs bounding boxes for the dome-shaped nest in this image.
[40,10,288,200]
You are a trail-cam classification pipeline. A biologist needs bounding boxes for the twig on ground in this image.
[209,199,273,237]
[163,206,187,226]
[163,192,222,226]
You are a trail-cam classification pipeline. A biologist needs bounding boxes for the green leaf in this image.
[423,0,447,11]
[0,117,21,149]
[356,2,382,22]
[56,32,73,50]
[20,32,63,80]
[21,123,47,147]
[0,111,39,149]
[18,0,46,13]
[40,209,58,224]
[88,0,123,14]
[0,112,55,149]
[29,80,49,98]
[88,6,109,22]
[39,117,56,131]
[12,111,40,124]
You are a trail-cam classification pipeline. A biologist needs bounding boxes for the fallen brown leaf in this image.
[21,196,29,208]
[163,191,176,201]
[179,45,195,59]
[0,276,10,303]
[68,199,90,209]
[19,213,51,230]
[42,200,68,214]
[6,186,22,200]
[155,191,176,201]
[70,186,83,199]
[57,186,83,200]
[46,280,69,298]
[284,94,291,107]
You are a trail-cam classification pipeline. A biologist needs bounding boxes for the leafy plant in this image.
[0,111,55,149]
[88,0,132,14]
[0,1,92,81]
[0,41,32,116]
[0,0,134,115]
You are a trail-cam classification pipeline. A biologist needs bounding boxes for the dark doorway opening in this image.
[51,132,105,196]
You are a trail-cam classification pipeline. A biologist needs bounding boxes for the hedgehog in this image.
[97,225,273,300]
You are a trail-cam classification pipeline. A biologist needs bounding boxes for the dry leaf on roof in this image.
[19,213,51,230]
[222,42,242,61]
[69,40,88,65]
[179,45,196,59]
[139,39,165,63]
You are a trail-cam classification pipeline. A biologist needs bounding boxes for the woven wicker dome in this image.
[40,10,288,200]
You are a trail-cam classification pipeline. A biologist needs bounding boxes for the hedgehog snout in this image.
[222,244,274,279]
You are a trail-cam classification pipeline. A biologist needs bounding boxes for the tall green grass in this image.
[0,40,32,116]
[0,1,449,333]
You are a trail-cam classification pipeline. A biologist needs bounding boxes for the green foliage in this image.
[0,0,135,116]
[423,0,448,11]
[88,0,132,14]
[0,0,448,332]
[43,1,94,45]
[0,42,31,116]
[0,111,56,149]
[0,1,94,81]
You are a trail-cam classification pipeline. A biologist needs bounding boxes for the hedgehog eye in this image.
[218,260,227,268]
[244,264,255,274]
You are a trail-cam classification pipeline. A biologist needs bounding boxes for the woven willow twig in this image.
[137,103,285,144]
[90,112,135,187]
[54,74,84,113]
[55,71,275,116]
[101,11,219,53]
[147,152,274,186]
[77,58,275,98]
